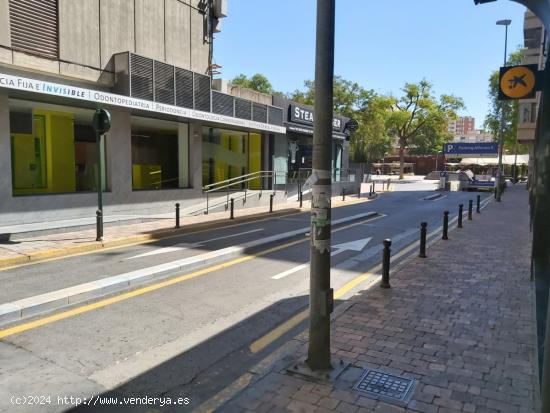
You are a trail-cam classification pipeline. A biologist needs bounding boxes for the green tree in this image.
[484,49,529,154]
[288,76,374,118]
[231,73,273,94]
[349,95,393,165]
[386,80,464,179]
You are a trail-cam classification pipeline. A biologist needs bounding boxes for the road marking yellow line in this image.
[248,214,473,354]
[249,269,381,354]
[0,215,380,339]
[249,310,309,354]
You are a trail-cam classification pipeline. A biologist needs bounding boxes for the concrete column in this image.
[188,122,203,189]
[178,123,189,188]
[0,92,12,210]
[105,109,132,202]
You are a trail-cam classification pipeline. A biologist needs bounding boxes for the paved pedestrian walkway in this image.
[219,185,538,413]
[0,194,373,269]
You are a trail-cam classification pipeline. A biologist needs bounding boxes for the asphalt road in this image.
[0,183,492,413]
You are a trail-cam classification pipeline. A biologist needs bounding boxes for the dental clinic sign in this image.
[0,72,286,134]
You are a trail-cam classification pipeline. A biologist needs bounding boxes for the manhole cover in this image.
[354,368,415,404]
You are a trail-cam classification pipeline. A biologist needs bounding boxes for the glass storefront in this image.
[287,133,344,182]
[9,100,105,195]
[131,117,188,190]
[202,127,263,188]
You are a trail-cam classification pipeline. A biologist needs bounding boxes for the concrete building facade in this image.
[518,10,546,146]
[0,0,298,227]
[0,0,353,228]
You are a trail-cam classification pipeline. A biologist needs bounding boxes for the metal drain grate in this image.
[354,368,415,404]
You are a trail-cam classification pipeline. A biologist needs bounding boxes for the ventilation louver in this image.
[130,54,154,101]
[212,91,234,117]
[194,73,211,112]
[154,61,175,105]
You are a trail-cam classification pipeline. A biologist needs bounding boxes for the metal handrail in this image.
[202,170,287,215]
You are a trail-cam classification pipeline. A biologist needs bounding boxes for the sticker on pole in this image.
[498,64,540,100]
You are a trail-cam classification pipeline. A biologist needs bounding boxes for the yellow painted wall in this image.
[249,133,261,189]
[132,164,162,189]
[12,110,76,195]
[43,111,76,193]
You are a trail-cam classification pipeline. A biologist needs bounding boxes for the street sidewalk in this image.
[215,184,538,413]
[0,194,374,269]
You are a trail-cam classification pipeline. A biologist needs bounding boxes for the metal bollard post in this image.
[442,211,449,240]
[419,222,427,258]
[468,200,473,220]
[342,187,346,201]
[175,203,180,229]
[381,239,392,288]
[96,210,103,241]
[476,195,481,213]
[372,182,376,193]
[269,193,274,213]
[299,191,303,208]
[387,178,391,191]
[358,186,361,199]
[458,204,463,229]
[230,198,234,220]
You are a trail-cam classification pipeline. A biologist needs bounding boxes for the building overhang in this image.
[0,71,286,135]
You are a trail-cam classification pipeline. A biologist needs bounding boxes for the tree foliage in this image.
[288,76,374,118]
[231,73,273,94]
[386,80,464,178]
[484,49,529,154]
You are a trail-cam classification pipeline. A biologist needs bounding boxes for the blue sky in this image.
[213,0,527,128]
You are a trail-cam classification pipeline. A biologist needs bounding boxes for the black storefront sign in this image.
[289,104,342,131]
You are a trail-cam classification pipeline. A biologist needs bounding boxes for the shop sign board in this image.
[289,104,342,131]
[0,72,286,134]
[443,143,498,158]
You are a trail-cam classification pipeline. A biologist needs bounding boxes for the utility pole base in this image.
[287,359,349,383]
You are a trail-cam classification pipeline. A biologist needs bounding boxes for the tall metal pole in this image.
[496,20,510,202]
[307,0,335,371]
[96,132,104,241]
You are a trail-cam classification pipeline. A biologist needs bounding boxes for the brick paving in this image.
[222,185,538,413]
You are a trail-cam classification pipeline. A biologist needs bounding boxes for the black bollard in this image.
[230,198,234,220]
[299,191,303,208]
[387,178,391,191]
[175,203,180,229]
[468,200,473,221]
[342,187,346,201]
[419,222,427,258]
[476,195,481,213]
[458,204,463,229]
[381,239,392,288]
[96,210,103,242]
[372,182,376,193]
[358,186,361,199]
[269,193,274,213]
[442,211,449,240]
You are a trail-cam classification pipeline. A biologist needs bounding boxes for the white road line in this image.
[271,263,309,280]
[271,237,372,280]
[126,228,264,260]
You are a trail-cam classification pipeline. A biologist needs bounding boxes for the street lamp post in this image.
[307,0,335,371]
[495,19,511,202]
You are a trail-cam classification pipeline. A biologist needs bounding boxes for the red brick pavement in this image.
[220,185,537,413]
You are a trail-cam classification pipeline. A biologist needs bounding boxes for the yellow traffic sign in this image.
[499,65,539,100]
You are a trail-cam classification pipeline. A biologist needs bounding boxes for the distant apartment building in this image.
[452,129,493,143]
[448,116,475,136]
